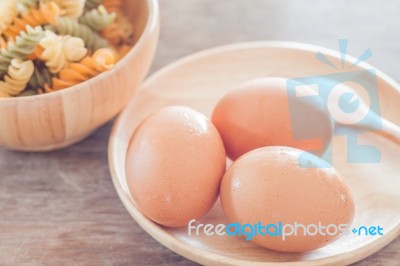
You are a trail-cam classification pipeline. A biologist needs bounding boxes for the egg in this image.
[125,106,226,227]
[220,146,355,252]
[212,77,333,160]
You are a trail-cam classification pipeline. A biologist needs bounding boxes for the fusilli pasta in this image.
[28,62,52,89]
[0,36,7,49]
[0,0,19,32]
[38,32,88,73]
[51,17,108,50]
[52,0,85,19]
[84,0,103,11]
[44,48,115,92]
[0,59,34,98]
[101,13,134,46]
[102,0,121,15]
[80,5,116,32]
[0,26,45,78]
[100,0,134,45]
[26,44,44,60]
[17,0,39,12]
[3,2,61,41]
[0,0,133,98]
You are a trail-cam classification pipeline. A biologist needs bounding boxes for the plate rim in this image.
[108,41,400,266]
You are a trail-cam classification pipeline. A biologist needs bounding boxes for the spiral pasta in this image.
[38,32,88,73]
[101,0,132,45]
[84,0,103,11]
[101,14,133,46]
[44,48,115,92]
[0,26,45,78]
[0,36,7,49]
[51,17,108,50]
[51,0,85,19]
[17,0,39,12]
[80,5,116,32]
[28,62,52,89]
[3,2,61,41]
[0,59,34,98]
[0,0,19,32]
[0,0,133,98]
[102,0,122,15]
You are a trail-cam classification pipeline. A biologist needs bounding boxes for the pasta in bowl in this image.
[0,0,159,151]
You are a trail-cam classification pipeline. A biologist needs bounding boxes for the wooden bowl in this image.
[0,0,159,152]
[109,42,400,265]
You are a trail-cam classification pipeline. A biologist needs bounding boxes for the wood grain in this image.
[1,0,399,265]
[0,0,159,152]
[109,42,400,266]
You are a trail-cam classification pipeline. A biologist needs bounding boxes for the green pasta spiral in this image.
[84,0,103,11]
[80,5,116,31]
[0,0,131,98]
[28,62,53,90]
[51,17,108,50]
[0,26,45,78]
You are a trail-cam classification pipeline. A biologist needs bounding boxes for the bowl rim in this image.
[108,41,400,266]
[0,0,159,103]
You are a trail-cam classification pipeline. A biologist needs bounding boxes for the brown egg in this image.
[212,77,333,160]
[220,146,355,252]
[125,106,226,227]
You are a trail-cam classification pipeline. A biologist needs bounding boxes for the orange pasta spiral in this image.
[102,0,122,15]
[3,2,61,41]
[101,13,133,46]
[43,48,115,92]
[101,0,133,45]
[0,0,19,33]
[0,36,7,49]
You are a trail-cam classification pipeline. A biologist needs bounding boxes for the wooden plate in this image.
[108,42,400,265]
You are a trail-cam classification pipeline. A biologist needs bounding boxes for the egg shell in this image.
[220,146,355,252]
[212,77,333,160]
[125,106,226,227]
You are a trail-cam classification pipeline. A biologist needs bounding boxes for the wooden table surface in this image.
[1,0,399,265]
